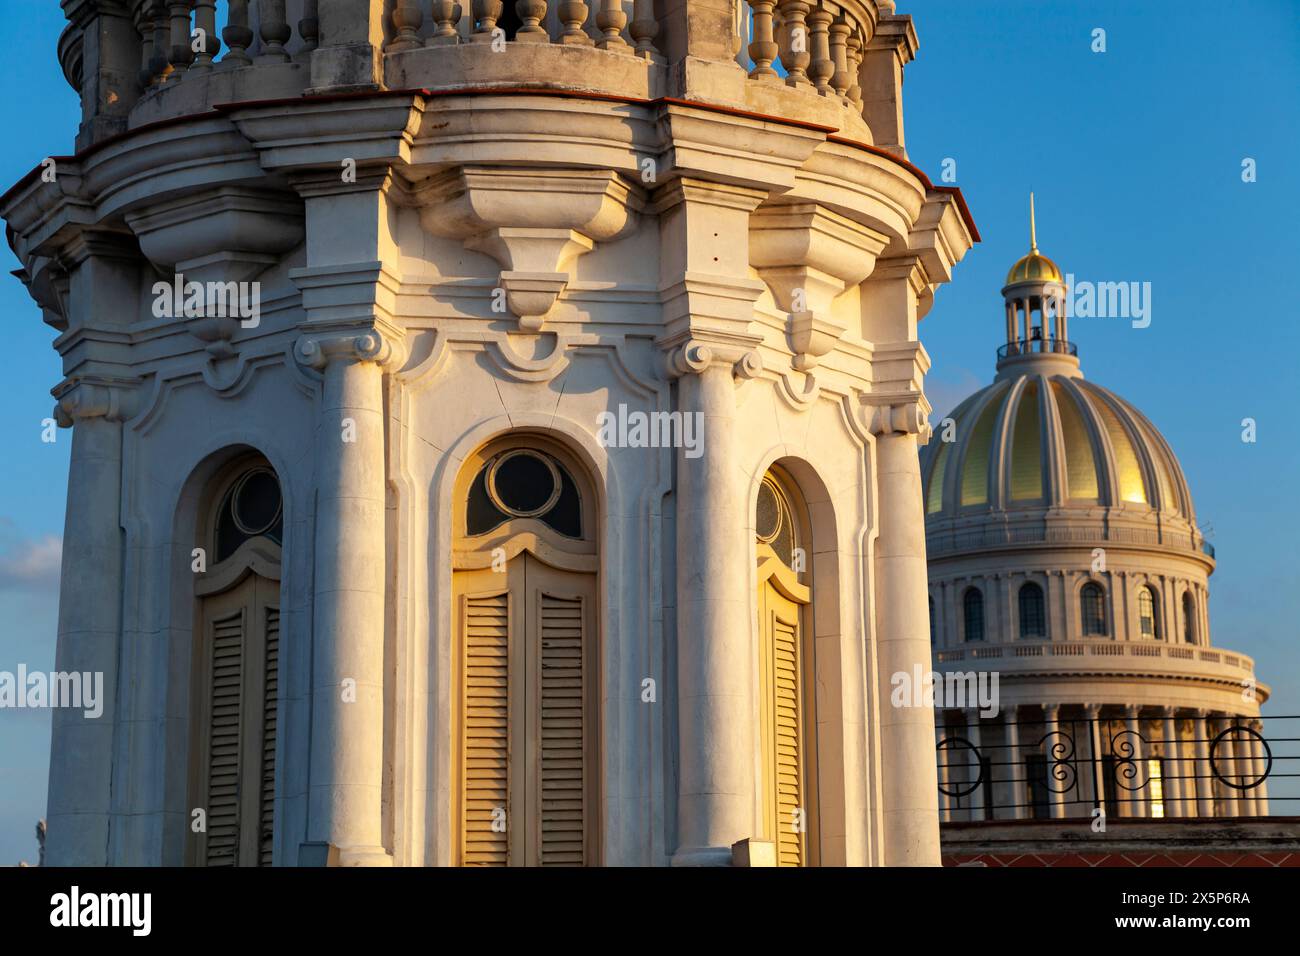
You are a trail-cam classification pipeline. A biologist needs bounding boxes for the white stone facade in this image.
[5,1,974,865]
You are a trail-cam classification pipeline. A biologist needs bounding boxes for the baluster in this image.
[558,0,593,44]
[829,14,850,101]
[167,1,194,79]
[190,0,222,71]
[137,3,158,87]
[222,0,254,66]
[596,0,628,50]
[515,0,549,42]
[808,6,832,94]
[471,0,504,41]
[776,0,811,86]
[748,0,778,77]
[300,0,320,52]
[629,0,658,55]
[146,2,172,85]
[389,2,424,52]
[845,28,863,106]
[259,0,293,62]
[429,0,463,42]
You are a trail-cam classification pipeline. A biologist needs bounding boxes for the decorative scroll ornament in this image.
[294,326,407,371]
[862,391,931,443]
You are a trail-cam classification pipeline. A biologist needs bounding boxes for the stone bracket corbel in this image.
[418,168,643,332]
[861,390,932,444]
[52,378,139,428]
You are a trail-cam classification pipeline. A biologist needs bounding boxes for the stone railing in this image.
[738,0,873,107]
[934,639,1255,676]
[61,0,903,148]
[927,523,1214,561]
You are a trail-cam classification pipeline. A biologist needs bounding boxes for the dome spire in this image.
[1029,191,1038,253]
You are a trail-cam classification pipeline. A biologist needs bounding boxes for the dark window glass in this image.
[1018,583,1045,639]
[928,596,936,646]
[1182,592,1196,644]
[466,449,582,539]
[215,467,283,563]
[1081,583,1107,636]
[1027,754,1051,819]
[963,589,984,643]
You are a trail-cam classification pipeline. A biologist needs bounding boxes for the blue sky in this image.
[0,1,1296,862]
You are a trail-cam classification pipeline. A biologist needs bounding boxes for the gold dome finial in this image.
[1029,191,1038,252]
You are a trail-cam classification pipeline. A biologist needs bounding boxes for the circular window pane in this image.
[488,451,561,518]
[756,479,783,542]
[232,469,282,536]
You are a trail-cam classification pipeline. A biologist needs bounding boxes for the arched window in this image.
[1018,583,1045,639]
[453,437,598,866]
[191,457,283,867]
[1080,582,1107,636]
[928,595,936,645]
[755,468,817,866]
[1139,586,1161,639]
[1182,591,1196,644]
[963,588,985,643]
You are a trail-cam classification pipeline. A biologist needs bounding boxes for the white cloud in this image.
[0,519,62,592]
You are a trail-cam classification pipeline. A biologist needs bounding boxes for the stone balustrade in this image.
[934,638,1257,678]
[61,0,902,149]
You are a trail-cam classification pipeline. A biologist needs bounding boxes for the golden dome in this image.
[1004,192,1062,285]
[1005,249,1062,285]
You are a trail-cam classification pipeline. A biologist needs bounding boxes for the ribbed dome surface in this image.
[922,372,1193,518]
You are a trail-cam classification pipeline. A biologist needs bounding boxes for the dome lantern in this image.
[998,194,1073,375]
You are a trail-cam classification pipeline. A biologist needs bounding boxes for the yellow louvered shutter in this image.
[772,613,803,867]
[461,591,511,865]
[259,606,279,867]
[538,591,585,866]
[206,609,244,867]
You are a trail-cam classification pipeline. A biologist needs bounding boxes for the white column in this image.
[1005,705,1026,819]
[935,717,951,823]
[296,330,398,866]
[966,712,985,822]
[1043,704,1066,819]
[1193,709,1213,817]
[1216,716,1240,818]
[1252,719,1270,814]
[1161,708,1182,817]
[871,401,942,864]
[1124,705,1147,818]
[1085,704,1106,819]
[44,384,129,865]
[669,341,756,866]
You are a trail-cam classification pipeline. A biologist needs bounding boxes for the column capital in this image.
[294,324,406,371]
[861,391,931,442]
[660,334,763,381]
[1084,703,1102,718]
[52,377,138,427]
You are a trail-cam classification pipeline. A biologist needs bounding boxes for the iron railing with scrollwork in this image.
[997,337,1078,360]
[936,714,1294,821]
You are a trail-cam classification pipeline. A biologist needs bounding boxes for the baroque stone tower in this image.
[4,0,973,866]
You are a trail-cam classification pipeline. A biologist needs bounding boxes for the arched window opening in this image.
[1081,582,1107,637]
[755,468,817,867]
[1018,583,1045,639]
[190,456,283,867]
[1139,586,1161,640]
[1182,591,1196,644]
[452,435,598,867]
[963,588,985,643]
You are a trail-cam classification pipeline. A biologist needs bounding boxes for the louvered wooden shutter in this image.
[206,609,245,867]
[462,592,511,865]
[772,613,803,867]
[259,606,279,867]
[538,592,585,866]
